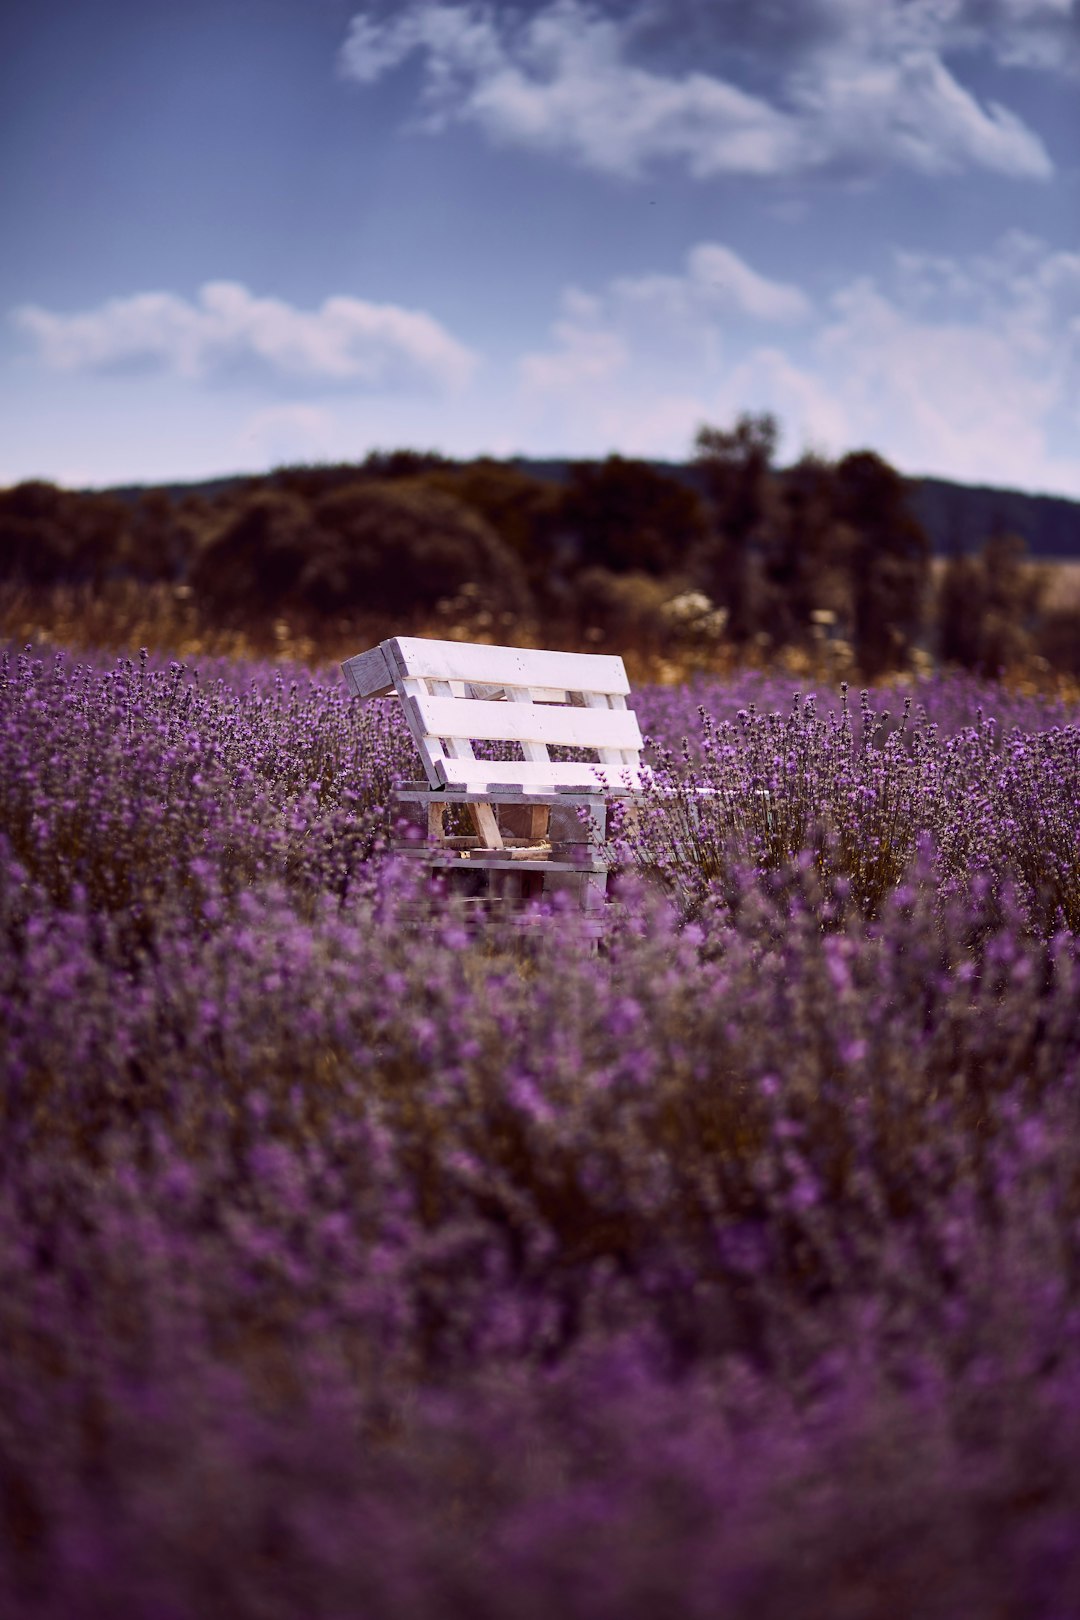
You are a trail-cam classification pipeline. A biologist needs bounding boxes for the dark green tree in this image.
[360,448,452,481]
[558,455,708,577]
[0,481,131,586]
[127,489,202,581]
[189,491,311,614]
[939,531,1042,671]
[416,459,563,591]
[191,480,530,624]
[692,413,779,642]
[938,552,986,669]
[305,480,530,619]
[834,450,930,679]
[764,453,845,645]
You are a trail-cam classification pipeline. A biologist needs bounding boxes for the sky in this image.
[2,0,1079,495]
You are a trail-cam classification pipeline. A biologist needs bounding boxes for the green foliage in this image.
[694,413,779,517]
[4,435,1078,683]
[565,567,675,649]
[693,414,779,641]
[763,453,849,644]
[0,481,132,585]
[559,454,708,576]
[414,458,564,585]
[190,479,532,622]
[190,490,311,613]
[308,479,530,617]
[125,489,202,581]
[835,451,931,679]
[360,446,453,480]
[1039,606,1080,675]
[939,532,1043,671]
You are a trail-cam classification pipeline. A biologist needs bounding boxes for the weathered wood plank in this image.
[395,786,631,803]
[509,684,551,768]
[387,637,630,696]
[500,802,551,840]
[407,695,642,751]
[467,682,569,703]
[396,784,770,805]
[432,758,642,791]
[426,676,503,850]
[413,853,608,874]
[341,645,395,699]
[582,690,637,768]
[397,674,449,789]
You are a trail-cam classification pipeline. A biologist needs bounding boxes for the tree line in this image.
[1,417,1076,677]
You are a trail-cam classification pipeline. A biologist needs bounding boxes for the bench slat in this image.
[407,695,642,751]
[468,683,568,703]
[583,690,638,768]
[434,758,642,791]
[341,645,395,699]
[426,677,504,849]
[508,685,551,769]
[388,637,630,696]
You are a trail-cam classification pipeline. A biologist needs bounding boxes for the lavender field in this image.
[3,644,1080,1619]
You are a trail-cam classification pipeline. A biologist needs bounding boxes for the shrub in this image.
[308,479,530,619]
[0,482,132,586]
[192,480,531,624]
[559,455,708,576]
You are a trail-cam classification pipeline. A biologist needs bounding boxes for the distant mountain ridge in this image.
[905,477,1080,562]
[102,460,1080,561]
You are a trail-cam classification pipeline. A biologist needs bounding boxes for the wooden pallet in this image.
[343,637,644,912]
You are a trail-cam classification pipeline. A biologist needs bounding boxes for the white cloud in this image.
[788,49,1053,178]
[344,1,800,178]
[818,279,1057,472]
[623,1,1080,82]
[520,315,627,394]
[521,244,810,403]
[614,245,812,325]
[513,231,1080,496]
[721,347,854,454]
[239,404,336,465]
[944,0,1080,75]
[339,0,1055,181]
[806,234,1080,487]
[12,282,479,394]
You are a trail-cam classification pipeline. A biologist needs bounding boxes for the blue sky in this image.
[2,0,1079,494]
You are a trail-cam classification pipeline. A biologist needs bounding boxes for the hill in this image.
[101,460,1080,560]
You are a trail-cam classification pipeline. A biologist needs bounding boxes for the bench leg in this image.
[467,800,504,849]
[581,871,608,912]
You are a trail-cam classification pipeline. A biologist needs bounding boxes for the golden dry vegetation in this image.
[3,573,1078,704]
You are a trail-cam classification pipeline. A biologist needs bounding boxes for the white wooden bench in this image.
[342,636,644,911]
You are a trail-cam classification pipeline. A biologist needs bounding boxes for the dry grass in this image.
[1039,559,1080,613]
[928,556,1080,607]
[2,576,1077,701]
[0,580,744,684]
[0,581,367,670]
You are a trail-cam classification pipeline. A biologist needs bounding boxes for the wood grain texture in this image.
[386,637,630,696]
[431,758,643,791]
[340,645,394,699]
[427,676,504,850]
[406,694,642,750]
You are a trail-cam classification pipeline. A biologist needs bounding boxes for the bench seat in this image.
[342,636,647,910]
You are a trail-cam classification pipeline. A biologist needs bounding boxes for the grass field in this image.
[5,562,1080,693]
[2,643,1080,1618]
[1039,557,1080,611]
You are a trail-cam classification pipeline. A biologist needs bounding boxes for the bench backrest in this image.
[342,636,643,793]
